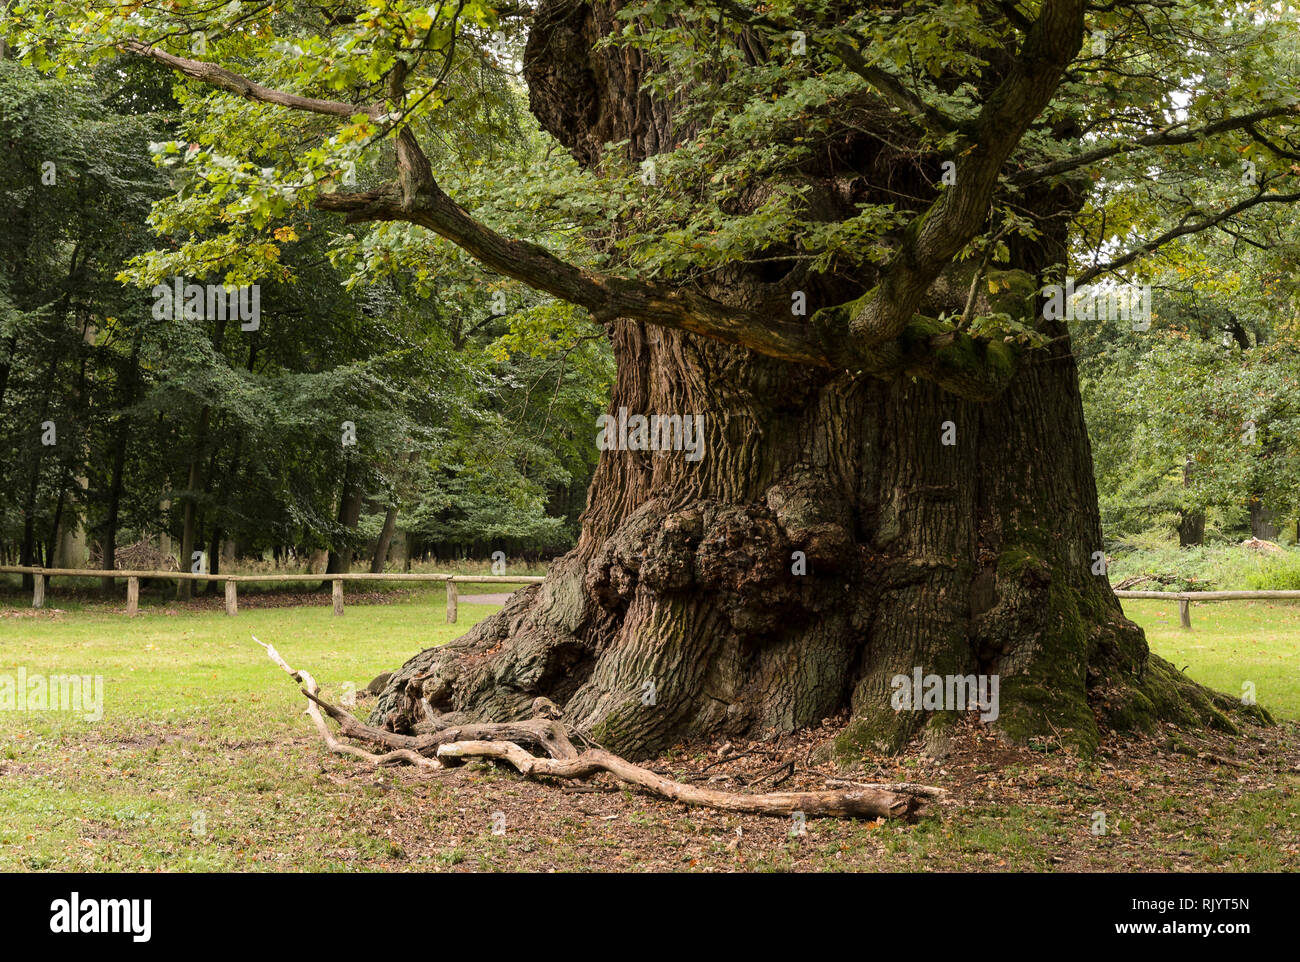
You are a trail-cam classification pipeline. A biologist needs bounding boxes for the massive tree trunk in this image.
[370,0,1261,758]
[374,317,1248,758]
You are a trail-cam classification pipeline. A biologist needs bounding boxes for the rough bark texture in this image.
[369,0,1265,759]
[373,317,1256,757]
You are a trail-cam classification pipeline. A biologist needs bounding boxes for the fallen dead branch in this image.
[302,689,579,760]
[257,638,936,821]
[436,741,924,819]
[255,636,441,771]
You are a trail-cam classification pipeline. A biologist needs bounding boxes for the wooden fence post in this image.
[225,580,238,616]
[32,572,45,609]
[127,577,139,616]
[332,578,344,616]
[1178,598,1191,629]
[446,580,458,624]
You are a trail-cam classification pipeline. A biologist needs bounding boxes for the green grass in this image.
[1105,540,1300,720]
[0,594,1295,871]
[1125,598,1300,720]
[0,596,499,870]
[0,597,483,721]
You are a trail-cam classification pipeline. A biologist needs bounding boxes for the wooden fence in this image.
[0,566,543,623]
[4,567,1296,628]
[1112,589,1300,628]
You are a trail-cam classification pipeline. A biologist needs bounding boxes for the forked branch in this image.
[255,635,442,770]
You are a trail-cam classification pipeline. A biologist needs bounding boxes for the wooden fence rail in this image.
[5,567,1294,629]
[1113,588,1300,628]
[0,566,543,623]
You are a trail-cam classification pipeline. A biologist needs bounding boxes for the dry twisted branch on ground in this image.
[256,638,935,821]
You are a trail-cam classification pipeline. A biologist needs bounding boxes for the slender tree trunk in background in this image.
[20,462,42,585]
[18,248,87,586]
[197,339,256,587]
[325,468,364,577]
[199,433,231,595]
[1177,456,1205,547]
[205,523,222,587]
[369,0,1261,758]
[102,434,128,593]
[178,315,228,598]
[0,330,19,577]
[101,369,135,592]
[338,488,363,572]
[1177,513,1206,547]
[47,483,66,568]
[368,452,415,573]
[19,349,62,589]
[101,343,137,593]
[206,448,243,592]
[0,333,17,412]
[48,314,92,573]
[371,504,399,573]
[176,406,210,600]
[1248,500,1279,541]
[53,475,88,567]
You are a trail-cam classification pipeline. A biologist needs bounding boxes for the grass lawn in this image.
[1125,598,1300,721]
[0,593,1296,872]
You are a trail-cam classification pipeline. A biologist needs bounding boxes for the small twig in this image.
[700,749,761,772]
[745,759,795,788]
[824,778,948,799]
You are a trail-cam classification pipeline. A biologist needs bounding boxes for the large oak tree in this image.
[8,0,1296,757]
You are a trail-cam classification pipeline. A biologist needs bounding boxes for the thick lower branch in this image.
[437,741,927,820]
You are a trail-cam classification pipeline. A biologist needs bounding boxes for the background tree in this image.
[0,53,605,588]
[0,59,167,586]
[1079,212,1300,546]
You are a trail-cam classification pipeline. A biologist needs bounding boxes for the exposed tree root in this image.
[257,639,934,821]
